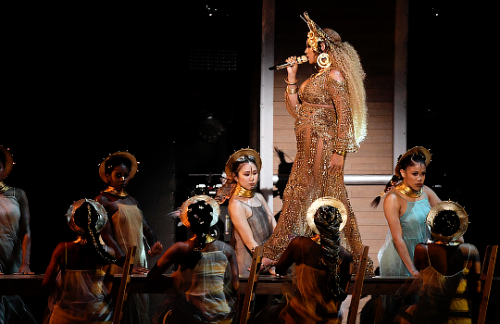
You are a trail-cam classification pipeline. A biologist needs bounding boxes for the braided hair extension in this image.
[314,205,343,298]
[84,203,117,264]
[370,174,399,208]
[187,200,215,251]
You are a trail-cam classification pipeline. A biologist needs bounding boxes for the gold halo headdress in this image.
[224,148,262,181]
[180,195,220,228]
[394,146,432,178]
[99,151,139,183]
[426,200,468,244]
[0,146,14,179]
[66,198,108,235]
[306,197,348,235]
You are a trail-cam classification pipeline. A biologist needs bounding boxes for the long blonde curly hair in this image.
[323,28,368,145]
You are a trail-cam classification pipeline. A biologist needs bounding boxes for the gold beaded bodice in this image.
[291,69,359,153]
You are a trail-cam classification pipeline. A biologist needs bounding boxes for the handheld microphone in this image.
[269,55,308,70]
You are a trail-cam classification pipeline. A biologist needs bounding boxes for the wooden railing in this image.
[1,274,498,296]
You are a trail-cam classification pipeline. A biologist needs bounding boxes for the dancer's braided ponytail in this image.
[314,205,342,298]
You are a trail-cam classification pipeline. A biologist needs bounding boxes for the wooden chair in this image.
[239,245,264,324]
[477,245,498,324]
[113,246,137,324]
[347,246,370,324]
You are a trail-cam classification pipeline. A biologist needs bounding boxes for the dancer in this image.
[42,199,116,324]
[263,12,370,273]
[265,197,353,323]
[148,195,239,324]
[398,201,481,324]
[0,146,36,323]
[95,151,162,324]
[374,146,441,277]
[0,146,32,275]
[96,151,163,271]
[216,149,275,274]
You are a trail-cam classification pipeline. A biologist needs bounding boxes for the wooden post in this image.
[113,246,137,324]
[478,245,498,324]
[240,245,264,324]
[347,246,370,324]
[394,0,409,163]
[260,0,275,211]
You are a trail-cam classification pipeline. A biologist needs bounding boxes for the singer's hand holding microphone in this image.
[286,56,299,77]
[268,55,308,71]
[268,55,307,99]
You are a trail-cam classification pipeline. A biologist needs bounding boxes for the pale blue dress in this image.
[378,193,431,277]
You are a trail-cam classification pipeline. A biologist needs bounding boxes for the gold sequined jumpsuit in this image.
[263,68,373,274]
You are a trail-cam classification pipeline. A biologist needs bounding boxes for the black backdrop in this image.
[3,0,497,322]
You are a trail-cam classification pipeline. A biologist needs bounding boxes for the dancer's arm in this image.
[284,57,300,119]
[41,243,63,294]
[384,193,419,277]
[223,243,240,292]
[228,199,259,251]
[16,188,31,274]
[326,70,353,174]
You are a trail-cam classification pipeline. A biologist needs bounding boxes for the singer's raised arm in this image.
[284,57,300,119]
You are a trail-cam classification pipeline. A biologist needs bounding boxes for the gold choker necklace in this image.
[104,186,128,197]
[192,235,216,251]
[395,182,423,198]
[233,183,254,198]
[0,182,10,194]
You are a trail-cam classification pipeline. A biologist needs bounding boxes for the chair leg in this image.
[477,245,498,324]
[113,246,137,324]
[347,246,369,324]
[239,245,264,324]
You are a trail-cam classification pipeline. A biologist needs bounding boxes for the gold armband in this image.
[286,86,298,95]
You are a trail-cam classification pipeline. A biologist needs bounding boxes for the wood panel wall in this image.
[271,1,397,269]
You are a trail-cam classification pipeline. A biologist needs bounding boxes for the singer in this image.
[263,12,372,275]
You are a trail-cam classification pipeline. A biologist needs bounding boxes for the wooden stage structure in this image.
[1,273,498,297]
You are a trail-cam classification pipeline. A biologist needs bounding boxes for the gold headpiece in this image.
[426,200,468,243]
[301,12,334,53]
[180,195,220,228]
[306,197,348,235]
[224,148,262,181]
[99,151,139,183]
[394,146,432,178]
[66,199,108,235]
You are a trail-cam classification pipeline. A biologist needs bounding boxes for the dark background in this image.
[3,0,494,322]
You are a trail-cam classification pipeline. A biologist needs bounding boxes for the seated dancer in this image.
[147,195,239,324]
[216,149,275,275]
[42,199,116,324]
[271,197,353,324]
[397,201,481,324]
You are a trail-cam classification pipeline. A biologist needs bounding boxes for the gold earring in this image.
[317,52,331,69]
